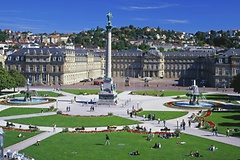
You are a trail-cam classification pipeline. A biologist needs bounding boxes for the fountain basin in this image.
[8,97,49,105]
[174,101,214,108]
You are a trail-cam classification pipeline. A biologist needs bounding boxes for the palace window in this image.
[29,65,33,72]
[53,66,56,72]
[58,66,61,72]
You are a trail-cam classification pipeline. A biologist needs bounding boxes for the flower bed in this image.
[2,126,36,132]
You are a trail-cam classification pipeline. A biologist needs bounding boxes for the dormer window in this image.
[218,59,222,63]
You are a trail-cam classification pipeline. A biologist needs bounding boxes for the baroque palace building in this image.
[5,47,105,85]
[4,46,240,88]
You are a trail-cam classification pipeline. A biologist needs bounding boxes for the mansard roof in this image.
[162,51,210,57]
[224,49,240,56]
[10,48,66,56]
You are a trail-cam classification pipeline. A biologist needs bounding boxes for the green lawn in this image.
[12,91,63,97]
[3,129,42,147]
[204,94,240,104]
[137,111,188,120]
[204,111,240,137]
[20,132,240,160]
[133,90,188,96]
[0,107,53,117]
[8,115,141,128]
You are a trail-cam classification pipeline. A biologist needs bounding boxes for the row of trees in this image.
[0,67,26,93]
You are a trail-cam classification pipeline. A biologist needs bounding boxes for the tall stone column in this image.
[98,12,117,105]
[106,12,112,78]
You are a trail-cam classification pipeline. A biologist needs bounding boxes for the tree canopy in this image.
[8,69,26,91]
[231,73,240,94]
[0,67,15,92]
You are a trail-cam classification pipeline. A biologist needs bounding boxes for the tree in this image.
[231,73,240,94]
[0,67,15,92]
[8,69,26,92]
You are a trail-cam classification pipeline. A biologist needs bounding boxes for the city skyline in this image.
[0,0,239,34]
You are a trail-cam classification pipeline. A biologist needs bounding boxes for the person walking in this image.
[188,120,191,127]
[53,124,56,132]
[105,134,110,145]
[163,119,166,127]
[226,128,230,137]
[157,118,160,124]
[182,120,186,130]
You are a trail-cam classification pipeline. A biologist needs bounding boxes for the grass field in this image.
[0,107,53,117]
[12,91,63,97]
[204,111,240,137]
[133,90,188,96]
[8,115,141,128]
[3,129,42,147]
[20,132,240,160]
[137,111,188,120]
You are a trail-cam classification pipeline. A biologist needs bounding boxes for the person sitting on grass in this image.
[208,145,218,151]
[129,151,140,156]
[18,133,23,138]
[189,151,194,157]
[151,143,161,149]
[176,141,186,145]
[194,150,202,157]
[147,134,152,141]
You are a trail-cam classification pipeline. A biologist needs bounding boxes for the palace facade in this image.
[5,48,104,85]
[4,47,240,88]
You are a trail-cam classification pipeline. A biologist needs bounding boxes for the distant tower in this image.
[98,12,117,105]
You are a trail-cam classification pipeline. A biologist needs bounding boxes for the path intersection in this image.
[1,88,240,155]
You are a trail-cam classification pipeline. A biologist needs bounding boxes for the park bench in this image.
[29,125,38,131]
[107,125,117,131]
[75,127,85,131]
[6,122,15,128]
[160,128,171,132]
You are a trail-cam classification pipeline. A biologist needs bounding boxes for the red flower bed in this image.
[205,120,216,128]
[202,111,212,118]
[2,127,34,132]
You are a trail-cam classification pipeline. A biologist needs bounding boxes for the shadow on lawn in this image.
[95,143,104,146]
[218,122,240,127]
[222,115,240,120]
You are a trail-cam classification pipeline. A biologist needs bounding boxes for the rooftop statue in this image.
[106,12,112,27]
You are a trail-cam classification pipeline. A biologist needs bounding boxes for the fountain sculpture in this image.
[186,80,202,105]
[8,79,48,105]
[173,80,214,108]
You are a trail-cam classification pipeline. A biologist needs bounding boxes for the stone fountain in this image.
[8,79,48,105]
[173,80,214,108]
[186,80,202,105]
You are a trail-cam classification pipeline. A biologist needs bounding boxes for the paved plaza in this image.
[0,81,240,157]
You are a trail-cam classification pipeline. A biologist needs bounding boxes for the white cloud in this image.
[132,18,148,21]
[120,4,178,11]
[166,19,189,24]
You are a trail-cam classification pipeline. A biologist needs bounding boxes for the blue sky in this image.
[0,0,239,34]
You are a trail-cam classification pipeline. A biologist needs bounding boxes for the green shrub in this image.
[62,128,69,132]
[57,110,62,114]
[122,125,130,131]
[108,112,113,116]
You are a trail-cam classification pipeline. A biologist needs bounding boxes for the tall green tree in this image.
[231,73,240,94]
[8,69,26,92]
[0,67,15,92]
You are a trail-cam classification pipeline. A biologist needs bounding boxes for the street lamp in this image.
[0,127,5,159]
